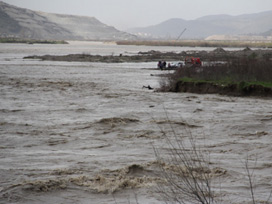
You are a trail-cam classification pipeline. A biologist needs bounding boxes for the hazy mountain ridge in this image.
[127,11,272,39]
[0,1,135,40]
[260,28,272,36]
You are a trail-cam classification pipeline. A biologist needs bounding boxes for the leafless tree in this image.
[154,118,216,204]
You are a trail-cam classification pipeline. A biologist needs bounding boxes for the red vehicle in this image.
[185,57,202,67]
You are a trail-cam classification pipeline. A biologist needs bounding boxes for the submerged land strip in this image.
[24,48,272,97]
[24,48,272,62]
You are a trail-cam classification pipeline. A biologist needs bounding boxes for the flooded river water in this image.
[0,42,271,204]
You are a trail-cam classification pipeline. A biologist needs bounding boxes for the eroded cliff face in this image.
[173,81,272,97]
[0,2,135,40]
[39,12,134,41]
[0,2,76,40]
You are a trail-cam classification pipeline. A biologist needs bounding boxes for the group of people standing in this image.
[157,61,167,69]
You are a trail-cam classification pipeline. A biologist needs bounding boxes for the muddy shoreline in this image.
[171,81,272,97]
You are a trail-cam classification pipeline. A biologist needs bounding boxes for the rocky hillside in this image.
[127,11,272,39]
[0,1,135,41]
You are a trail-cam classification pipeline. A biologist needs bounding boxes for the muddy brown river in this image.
[0,42,271,204]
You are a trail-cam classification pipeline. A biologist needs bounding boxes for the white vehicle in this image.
[167,62,183,68]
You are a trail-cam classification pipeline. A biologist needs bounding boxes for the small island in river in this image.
[24,48,272,97]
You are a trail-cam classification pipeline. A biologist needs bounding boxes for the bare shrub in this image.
[154,119,216,204]
[160,58,272,91]
[158,73,173,92]
[243,156,272,204]
[244,155,257,204]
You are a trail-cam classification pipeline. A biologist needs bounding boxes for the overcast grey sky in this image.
[2,0,272,30]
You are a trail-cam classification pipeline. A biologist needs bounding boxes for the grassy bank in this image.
[117,40,272,48]
[0,38,68,44]
[161,58,272,96]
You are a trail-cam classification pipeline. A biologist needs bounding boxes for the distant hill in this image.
[260,28,272,36]
[127,11,272,39]
[0,1,135,41]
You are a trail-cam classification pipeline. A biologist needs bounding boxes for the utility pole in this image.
[176,28,187,41]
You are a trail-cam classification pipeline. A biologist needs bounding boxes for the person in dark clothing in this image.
[157,61,162,69]
[163,61,167,68]
[142,85,153,90]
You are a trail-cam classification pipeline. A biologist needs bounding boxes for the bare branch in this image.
[154,116,216,204]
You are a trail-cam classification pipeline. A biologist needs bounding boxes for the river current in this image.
[0,42,271,204]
